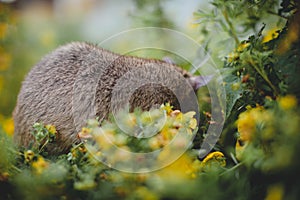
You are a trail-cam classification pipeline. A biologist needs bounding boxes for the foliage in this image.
[194,0,284,43]
[130,0,174,28]
[0,97,299,199]
[0,105,227,200]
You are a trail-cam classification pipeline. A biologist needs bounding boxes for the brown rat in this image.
[13,42,202,154]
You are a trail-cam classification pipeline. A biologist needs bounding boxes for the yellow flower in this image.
[173,112,184,128]
[201,151,226,168]
[227,52,239,63]
[160,127,177,141]
[278,95,297,110]
[235,106,270,160]
[157,146,172,163]
[0,75,3,91]
[236,113,255,141]
[0,23,8,39]
[184,111,198,130]
[133,186,159,200]
[78,127,92,139]
[114,133,127,146]
[0,172,9,182]
[237,42,250,52]
[156,153,199,180]
[227,41,250,63]
[262,28,280,43]
[94,128,115,150]
[140,111,153,124]
[2,117,14,136]
[236,106,263,142]
[0,52,12,71]
[235,142,245,160]
[24,150,35,163]
[161,103,173,115]
[32,156,49,174]
[265,184,284,200]
[148,137,160,150]
[45,124,57,136]
[124,113,137,129]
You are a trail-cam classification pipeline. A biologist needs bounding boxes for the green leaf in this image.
[222,70,243,118]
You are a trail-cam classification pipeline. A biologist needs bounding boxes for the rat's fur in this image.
[13,42,195,154]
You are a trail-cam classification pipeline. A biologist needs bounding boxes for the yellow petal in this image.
[189,118,197,129]
[202,151,226,167]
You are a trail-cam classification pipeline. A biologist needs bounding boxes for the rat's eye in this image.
[183,73,189,78]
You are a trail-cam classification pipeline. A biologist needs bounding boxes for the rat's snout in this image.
[188,75,214,91]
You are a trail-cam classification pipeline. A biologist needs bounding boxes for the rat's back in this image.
[13,42,116,153]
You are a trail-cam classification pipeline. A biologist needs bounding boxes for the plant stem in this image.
[220,162,243,176]
[11,165,22,173]
[247,59,279,96]
[39,139,49,153]
[222,9,240,46]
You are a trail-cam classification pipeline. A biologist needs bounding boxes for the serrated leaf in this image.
[223,72,243,118]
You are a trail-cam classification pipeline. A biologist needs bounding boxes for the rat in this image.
[13,42,210,154]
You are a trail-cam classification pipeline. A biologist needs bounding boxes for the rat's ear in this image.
[162,56,175,64]
[188,75,214,90]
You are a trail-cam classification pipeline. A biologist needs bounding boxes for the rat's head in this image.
[116,61,212,112]
[162,57,213,92]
